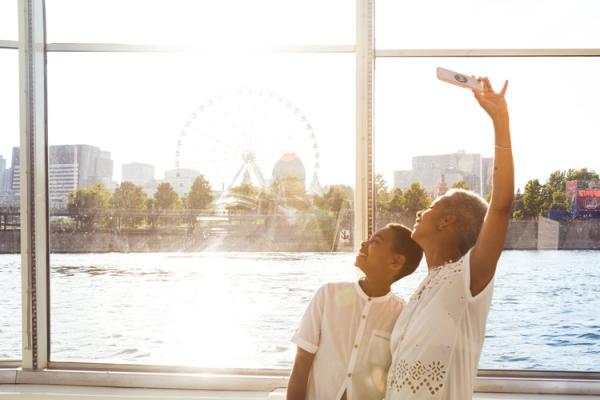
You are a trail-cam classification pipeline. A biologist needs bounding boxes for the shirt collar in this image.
[354,280,394,303]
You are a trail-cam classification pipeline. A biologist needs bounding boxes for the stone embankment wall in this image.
[1,218,600,253]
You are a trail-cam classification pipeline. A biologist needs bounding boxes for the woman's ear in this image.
[390,254,406,274]
[438,214,457,230]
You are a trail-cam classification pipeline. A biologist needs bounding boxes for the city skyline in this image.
[2,2,600,193]
[2,54,600,192]
[0,143,322,208]
[1,141,597,201]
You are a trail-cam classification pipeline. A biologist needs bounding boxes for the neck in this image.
[359,277,391,297]
[422,242,462,270]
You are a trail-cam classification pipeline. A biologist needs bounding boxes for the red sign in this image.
[578,190,600,198]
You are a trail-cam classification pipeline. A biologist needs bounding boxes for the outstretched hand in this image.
[473,77,509,121]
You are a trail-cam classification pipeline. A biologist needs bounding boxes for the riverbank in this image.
[2,218,600,253]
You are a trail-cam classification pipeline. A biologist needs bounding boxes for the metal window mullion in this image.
[0,40,19,49]
[19,0,49,370]
[375,48,600,57]
[355,0,374,249]
[45,42,355,53]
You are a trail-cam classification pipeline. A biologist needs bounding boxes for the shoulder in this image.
[320,281,354,290]
[316,281,355,297]
[388,293,406,313]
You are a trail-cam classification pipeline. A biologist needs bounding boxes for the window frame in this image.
[9,0,600,395]
[0,44,20,367]
[0,40,18,49]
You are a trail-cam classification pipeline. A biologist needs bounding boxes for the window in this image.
[47,52,355,367]
[9,0,600,391]
[45,0,354,46]
[0,0,17,41]
[376,0,600,49]
[375,56,600,371]
[0,48,20,361]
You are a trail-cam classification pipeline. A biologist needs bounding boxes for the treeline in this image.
[65,175,358,232]
[65,167,597,232]
[375,167,599,221]
[374,174,468,216]
[512,168,598,219]
[66,176,214,230]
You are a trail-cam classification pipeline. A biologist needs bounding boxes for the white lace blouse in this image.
[384,250,495,400]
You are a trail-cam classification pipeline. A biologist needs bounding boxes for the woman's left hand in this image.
[473,77,509,121]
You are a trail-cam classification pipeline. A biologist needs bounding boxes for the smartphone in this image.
[436,67,482,91]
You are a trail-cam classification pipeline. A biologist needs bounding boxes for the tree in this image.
[550,191,570,212]
[375,174,390,211]
[270,176,310,210]
[315,185,353,213]
[187,175,214,210]
[67,184,111,230]
[565,168,599,183]
[111,181,148,228]
[521,179,544,218]
[153,182,180,210]
[151,183,181,227]
[540,170,566,215]
[451,180,470,190]
[145,198,158,229]
[386,187,405,213]
[512,189,524,220]
[225,183,260,212]
[403,182,432,219]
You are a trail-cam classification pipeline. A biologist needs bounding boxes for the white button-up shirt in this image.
[292,281,405,400]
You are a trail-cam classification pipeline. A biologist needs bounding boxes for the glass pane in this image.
[47,52,355,367]
[45,0,354,46]
[0,0,17,41]
[376,0,600,49]
[375,57,600,371]
[0,49,21,360]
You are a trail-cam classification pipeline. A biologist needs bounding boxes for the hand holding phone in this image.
[436,67,482,91]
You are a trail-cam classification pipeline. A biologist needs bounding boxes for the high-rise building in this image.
[394,151,492,196]
[9,145,114,209]
[122,162,155,186]
[481,157,494,197]
[122,162,157,196]
[0,155,6,194]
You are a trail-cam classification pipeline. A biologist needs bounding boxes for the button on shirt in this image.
[292,282,405,400]
[384,250,494,400]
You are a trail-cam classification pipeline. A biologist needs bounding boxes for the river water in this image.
[0,250,598,371]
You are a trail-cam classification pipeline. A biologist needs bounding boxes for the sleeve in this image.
[291,284,327,354]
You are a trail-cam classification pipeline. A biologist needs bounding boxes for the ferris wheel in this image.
[175,88,322,198]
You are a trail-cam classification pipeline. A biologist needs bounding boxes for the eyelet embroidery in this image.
[410,258,464,304]
[388,360,447,395]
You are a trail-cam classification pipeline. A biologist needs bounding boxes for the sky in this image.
[1,0,600,191]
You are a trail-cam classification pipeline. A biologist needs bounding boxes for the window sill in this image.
[0,385,599,400]
[1,368,599,396]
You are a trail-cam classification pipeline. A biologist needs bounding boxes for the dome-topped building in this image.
[272,152,306,187]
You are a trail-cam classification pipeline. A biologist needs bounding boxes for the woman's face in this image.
[412,196,446,245]
[354,227,399,276]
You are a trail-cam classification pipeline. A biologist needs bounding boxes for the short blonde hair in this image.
[442,189,489,255]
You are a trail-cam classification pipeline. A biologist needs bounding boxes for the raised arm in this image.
[470,77,514,297]
[287,347,315,400]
